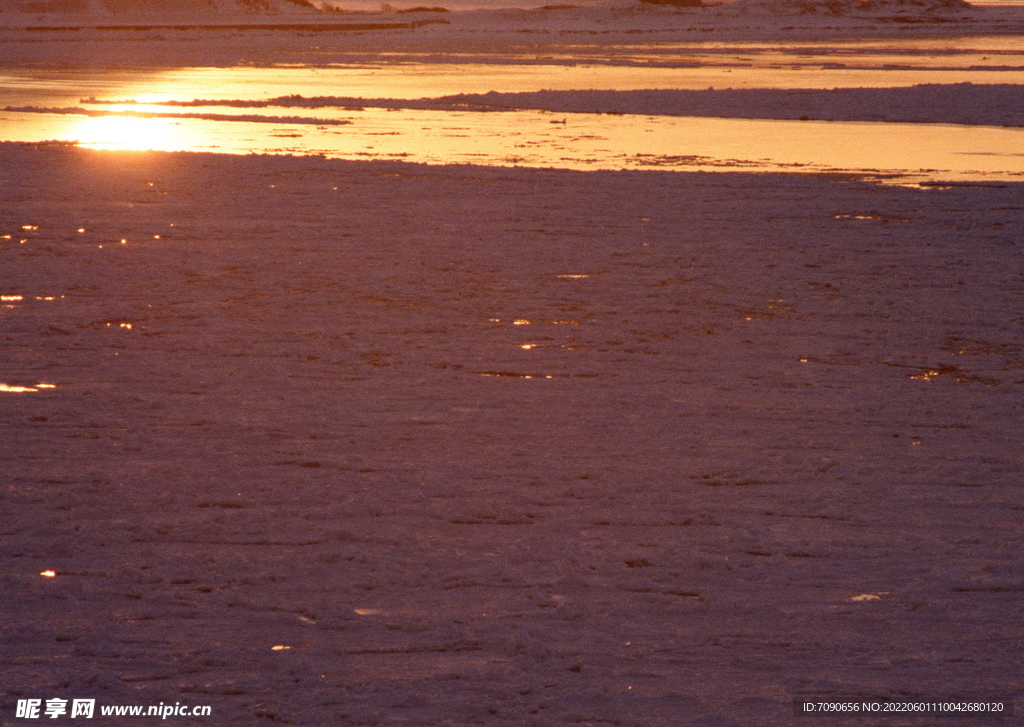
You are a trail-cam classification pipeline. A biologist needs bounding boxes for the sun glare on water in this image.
[71,115,186,152]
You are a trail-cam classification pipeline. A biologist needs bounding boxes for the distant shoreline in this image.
[16,19,448,32]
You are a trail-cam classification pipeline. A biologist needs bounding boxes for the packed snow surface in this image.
[2,141,1023,726]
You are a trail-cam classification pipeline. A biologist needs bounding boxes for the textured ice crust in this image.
[1,142,1022,726]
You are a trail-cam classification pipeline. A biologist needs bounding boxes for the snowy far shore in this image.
[2,0,1024,48]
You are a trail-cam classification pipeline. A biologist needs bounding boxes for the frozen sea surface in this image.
[4,72,1024,180]
[3,18,1024,179]
[2,4,1024,724]
[1,142,1023,726]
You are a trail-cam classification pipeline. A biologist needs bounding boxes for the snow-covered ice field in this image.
[2,0,1024,725]
[4,143,1023,725]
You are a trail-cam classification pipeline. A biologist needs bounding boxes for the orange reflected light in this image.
[1,383,38,393]
[1,382,57,393]
[72,115,186,152]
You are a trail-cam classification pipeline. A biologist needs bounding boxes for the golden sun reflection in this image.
[1,384,39,393]
[0,382,57,393]
[71,115,187,152]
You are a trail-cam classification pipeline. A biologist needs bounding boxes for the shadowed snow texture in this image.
[1,142,1022,725]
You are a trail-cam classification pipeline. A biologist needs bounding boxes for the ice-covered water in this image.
[2,36,1024,180]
